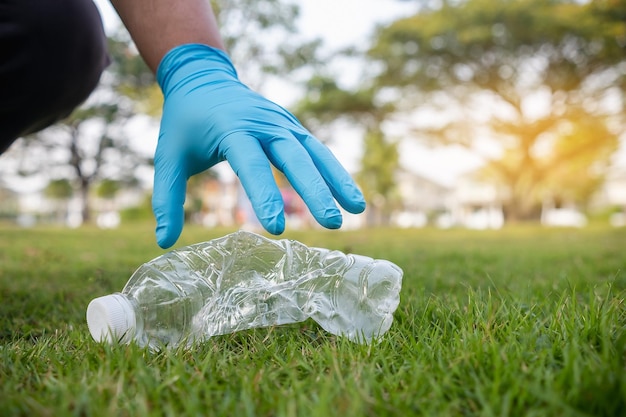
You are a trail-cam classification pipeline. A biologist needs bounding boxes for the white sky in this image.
[90,0,485,186]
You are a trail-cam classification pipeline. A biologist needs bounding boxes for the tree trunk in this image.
[80,178,91,224]
[503,197,541,223]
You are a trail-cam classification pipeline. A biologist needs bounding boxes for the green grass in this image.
[1,224,625,417]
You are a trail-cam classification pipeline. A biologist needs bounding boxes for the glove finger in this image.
[297,134,366,214]
[261,134,343,229]
[220,132,285,234]
[152,143,187,249]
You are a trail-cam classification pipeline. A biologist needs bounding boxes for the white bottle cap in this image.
[86,293,136,344]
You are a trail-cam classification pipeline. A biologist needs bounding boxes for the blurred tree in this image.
[295,76,400,225]
[211,0,323,89]
[95,179,121,200]
[11,33,153,224]
[123,0,323,116]
[95,178,126,218]
[44,178,74,223]
[296,76,392,134]
[0,185,18,220]
[371,0,625,221]
[44,178,73,200]
[356,128,401,226]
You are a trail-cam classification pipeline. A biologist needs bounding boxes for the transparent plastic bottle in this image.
[86,230,403,350]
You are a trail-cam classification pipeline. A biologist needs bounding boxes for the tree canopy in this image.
[295,75,400,226]
[370,0,626,220]
[211,0,323,89]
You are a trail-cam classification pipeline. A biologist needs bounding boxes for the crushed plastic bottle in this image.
[86,230,403,349]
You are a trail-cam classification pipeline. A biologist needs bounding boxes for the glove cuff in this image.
[156,44,239,93]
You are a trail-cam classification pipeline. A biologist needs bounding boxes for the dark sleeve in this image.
[0,0,111,154]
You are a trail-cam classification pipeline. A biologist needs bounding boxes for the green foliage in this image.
[106,35,160,116]
[296,76,392,132]
[210,0,322,88]
[370,0,626,221]
[44,179,73,200]
[295,77,400,226]
[0,225,625,416]
[0,187,19,219]
[95,179,121,200]
[355,129,401,224]
[371,0,625,91]
[120,195,154,223]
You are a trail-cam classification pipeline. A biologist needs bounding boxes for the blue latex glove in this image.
[152,44,366,248]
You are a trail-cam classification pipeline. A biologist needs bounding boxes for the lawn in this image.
[1,224,625,417]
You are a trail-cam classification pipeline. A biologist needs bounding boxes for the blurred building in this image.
[392,169,505,230]
[393,169,450,228]
[446,176,505,230]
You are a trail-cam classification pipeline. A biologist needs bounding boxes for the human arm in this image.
[109,0,224,71]
[110,0,366,248]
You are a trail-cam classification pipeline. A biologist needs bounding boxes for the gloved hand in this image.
[152,44,366,249]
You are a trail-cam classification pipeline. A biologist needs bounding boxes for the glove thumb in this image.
[152,148,187,249]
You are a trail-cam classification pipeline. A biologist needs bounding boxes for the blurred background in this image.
[0,0,624,232]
